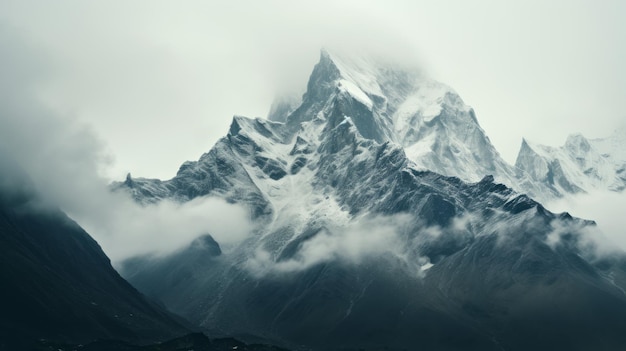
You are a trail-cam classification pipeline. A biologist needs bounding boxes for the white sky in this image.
[0,0,624,180]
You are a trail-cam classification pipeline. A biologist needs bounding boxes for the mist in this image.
[1,1,625,265]
[545,192,626,252]
[0,27,252,263]
[245,213,481,278]
[1,1,623,179]
[246,215,413,276]
[78,195,253,262]
[0,0,421,180]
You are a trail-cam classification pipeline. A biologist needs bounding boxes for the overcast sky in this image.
[0,0,624,181]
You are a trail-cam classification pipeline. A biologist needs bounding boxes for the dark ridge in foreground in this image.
[0,161,189,350]
[35,333,290,351]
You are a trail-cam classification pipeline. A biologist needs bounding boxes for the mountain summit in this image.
[272,50,553,200]
[114,50,626,351]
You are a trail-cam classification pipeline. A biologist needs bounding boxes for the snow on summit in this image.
[279,49,553,201]
[279,50,626,202]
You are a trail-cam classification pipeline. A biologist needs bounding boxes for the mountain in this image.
[515,129,626,196]
[0,157,189,350]
[114,50,626,350]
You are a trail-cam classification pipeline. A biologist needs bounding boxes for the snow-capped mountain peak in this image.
[268,50,556,202]
[112,49,626,350]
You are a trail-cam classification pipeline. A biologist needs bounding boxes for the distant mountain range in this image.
[113,50,626,350]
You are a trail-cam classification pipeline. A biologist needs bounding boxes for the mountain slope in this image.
[0,161,189,350]
[114,50,626,350]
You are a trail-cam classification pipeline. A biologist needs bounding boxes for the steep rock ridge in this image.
[515,129,626,195]
[283,50,396,144]
[113,51,626,350]
[113,116,290,218]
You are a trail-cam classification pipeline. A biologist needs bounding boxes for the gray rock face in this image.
[114,50,626,350]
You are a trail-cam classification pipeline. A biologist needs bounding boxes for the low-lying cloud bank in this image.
[246,215,413,276]
[545,191,626,252]
[2,23,624,270]
[243,201,625,279]
[245,213,479,278]
[0,96,252,262]
[77,195,253,262]
[0,28,252,263]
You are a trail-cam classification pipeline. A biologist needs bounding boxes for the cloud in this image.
[0,26,252,263]
[2,0,624,177]
[246,214,414,276]
[245,213,479,278]
[545,191,626,253]
[544,218,621,263]
[1,2,625,268]
[0,0,424,180]
[79,195,253,262]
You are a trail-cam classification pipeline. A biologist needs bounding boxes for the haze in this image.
[0,1,625,258]
[0,0,624,180]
